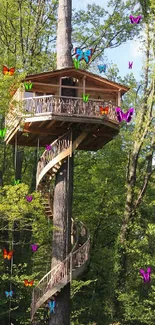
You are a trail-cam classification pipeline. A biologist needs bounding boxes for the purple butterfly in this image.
[31,244,39,252]
[46,144,51,151]
[128,61,133,69]
[140,267,151,282]
[26,195,33,202]
[129,15,142,24]
[115,107,134,123]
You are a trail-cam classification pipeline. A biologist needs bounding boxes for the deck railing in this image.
[22,95,117,119]
[36,131,70,186]
[5,95,118,134]
[31,221,90,319]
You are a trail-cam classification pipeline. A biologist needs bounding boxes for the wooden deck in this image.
[5,95,119,150]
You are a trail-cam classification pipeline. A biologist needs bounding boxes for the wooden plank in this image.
[38,121,46,128]
[118,90,121,106]
[24,114,104,125]
[31,82,120,92]
[72,131,88,151]
[46,120,56,128]
[23,126,67,135]
[5,123,20,144]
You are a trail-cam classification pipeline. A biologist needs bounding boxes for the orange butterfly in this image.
[3,65,15,76]
[99,106,109,115]
[24,279,34,287]
[3,248,14,260]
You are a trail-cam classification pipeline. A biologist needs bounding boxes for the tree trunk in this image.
[49,0,74,323]
[56,0,73,69]
[49,155,73,325]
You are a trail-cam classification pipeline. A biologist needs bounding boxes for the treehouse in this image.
[5,67,129,151]
[4,67,130,323]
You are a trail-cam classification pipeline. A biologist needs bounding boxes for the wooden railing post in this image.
[70,253,72,282]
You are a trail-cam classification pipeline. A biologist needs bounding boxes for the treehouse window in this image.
[61,77,77,98]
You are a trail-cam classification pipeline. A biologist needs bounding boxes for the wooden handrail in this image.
[31,130,90,321]
[36,131,88,189]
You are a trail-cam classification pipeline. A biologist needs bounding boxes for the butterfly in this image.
[73,59,80,70]
[82,94,90,103]
[26,195,33,202]
[0,128,6,138]
[24,82,33,91]
[24,279,34,287]
[3,66,15,76]
[46,144,51,151]
[31,244,39,252]
[128,61,133,69]
[115,107,134,123]
[3,248,14,260]
[98,65,106,73]
[75,48,93,63]
[5,291,13,298]
[48,300,56,314]
[129,15,142,24]
[13,180,21,185]
[140,267,151,282]
[99,106,109,115]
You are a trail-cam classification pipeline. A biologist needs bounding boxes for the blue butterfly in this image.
[48,300,56,314]
[98,65,106,73]
[5,291,13,297]
[75,48,93,63]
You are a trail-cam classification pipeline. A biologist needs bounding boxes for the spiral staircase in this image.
[31,130,91,323]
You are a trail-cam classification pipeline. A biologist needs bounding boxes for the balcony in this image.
[5,95,119,150]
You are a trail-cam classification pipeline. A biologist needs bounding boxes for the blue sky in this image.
[72,0,143,83]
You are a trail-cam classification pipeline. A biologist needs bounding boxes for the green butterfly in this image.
[0,128,6,138]
[24,82,33,91]
[73,59,80,70]
[82,94,90,103]
[13,180,21,185]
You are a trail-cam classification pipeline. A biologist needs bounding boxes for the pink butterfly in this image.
[46,144,51,150]
[31,244,39,252]
[140,267,151,282]
[129,15,142,24]
[128,61,133,69]
[26,195,33,202]
[115,107,134,123]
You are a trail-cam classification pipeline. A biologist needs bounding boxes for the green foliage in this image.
[0,0,155,324]
[0,184,53,323]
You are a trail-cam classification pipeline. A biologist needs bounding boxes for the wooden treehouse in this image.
[5,67,129,324]
[5,67,129,150]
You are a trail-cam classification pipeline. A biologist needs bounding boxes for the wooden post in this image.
[83,75,86,94]
[83,76,86,114]
[70,131,72,157]
[59,77,62,97]
[118,89,121,106]
[70,253,72,282]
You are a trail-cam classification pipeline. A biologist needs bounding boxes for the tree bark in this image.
[56,0,73,69]
[49,154,73,325]
[49,0,74,323]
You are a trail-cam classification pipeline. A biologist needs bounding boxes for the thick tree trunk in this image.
[56,0,73,69]
[49,154,73,325]
[49,0,74,323]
